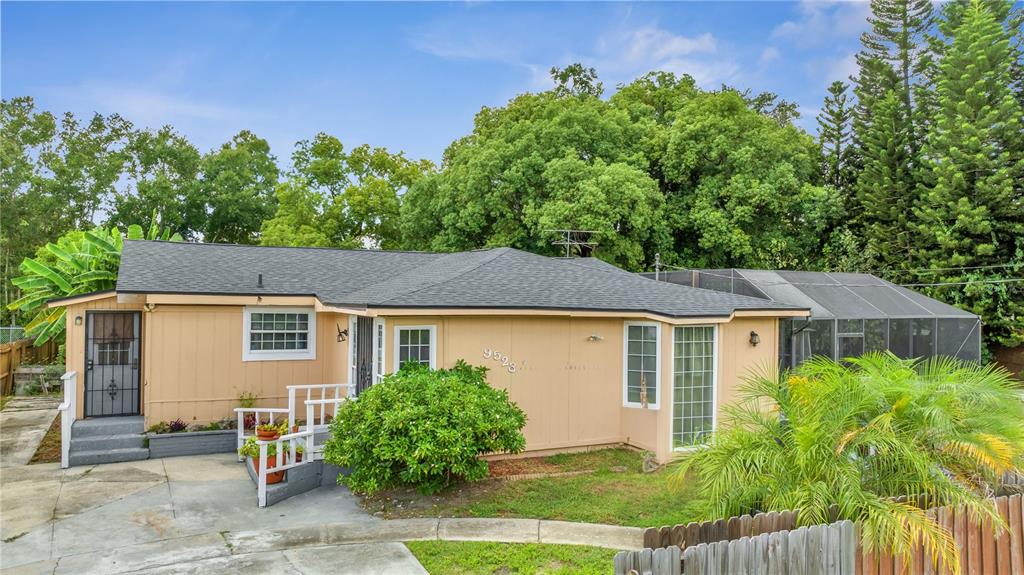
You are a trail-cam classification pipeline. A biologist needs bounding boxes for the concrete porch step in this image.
[70,433,146,451]
[72,416,144,438]
[68,447,150,466]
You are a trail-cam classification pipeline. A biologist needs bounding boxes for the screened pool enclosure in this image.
[643,269,982,367]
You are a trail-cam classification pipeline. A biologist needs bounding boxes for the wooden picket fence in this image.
[860,493,1023,575]
[616,520,857,574]
[623,494,1023,575]
[0,338,58,395]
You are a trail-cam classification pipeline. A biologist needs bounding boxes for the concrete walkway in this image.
[0,453,642,574]
[0,396,60,467]
[0,400,642,573]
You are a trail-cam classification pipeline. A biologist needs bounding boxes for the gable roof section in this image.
[116,241,804,318]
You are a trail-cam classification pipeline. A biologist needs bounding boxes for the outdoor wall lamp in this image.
[749,331,760,347]
[337,325,348,342]
[588,334,604,342]
[74,316,83,326]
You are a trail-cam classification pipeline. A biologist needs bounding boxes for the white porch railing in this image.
[58,371,77,469]
[235,383,351,507]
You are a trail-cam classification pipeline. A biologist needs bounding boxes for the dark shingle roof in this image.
[116,241,805,318]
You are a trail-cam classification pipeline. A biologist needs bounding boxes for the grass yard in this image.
[362,448,702,528]
[29,412,61,464]
[405,541,616,575]
[0,395,11,411]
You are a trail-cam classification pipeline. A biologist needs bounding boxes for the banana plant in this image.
[7,211,182,345]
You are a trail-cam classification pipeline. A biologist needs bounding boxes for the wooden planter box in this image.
[147,429,237,459]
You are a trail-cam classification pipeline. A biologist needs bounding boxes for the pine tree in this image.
[855,88,917,273]
[817,81,855,196]
[914,0,1024,348]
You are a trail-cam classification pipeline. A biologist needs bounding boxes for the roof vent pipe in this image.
[257,273,263,288]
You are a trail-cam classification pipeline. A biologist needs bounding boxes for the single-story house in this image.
[51,240,808,464]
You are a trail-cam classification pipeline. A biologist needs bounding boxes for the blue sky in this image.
[2,1,871,166]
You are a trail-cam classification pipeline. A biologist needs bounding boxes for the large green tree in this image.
[913,0,1024,348]
[262,133,430,249]
[662,90,840,269]
[201,130,279,244]
[401,68,836,271]
[817,81,856,197]
[1,98,56,325]
[107,126,204,239]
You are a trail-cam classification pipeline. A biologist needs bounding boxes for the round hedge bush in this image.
[323,361,527,495]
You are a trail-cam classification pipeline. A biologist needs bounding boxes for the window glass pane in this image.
[673,326,715,448]
[400,330,409,345]
[624,324,658,406]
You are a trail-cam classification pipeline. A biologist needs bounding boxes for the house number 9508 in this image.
[483,348,522,373]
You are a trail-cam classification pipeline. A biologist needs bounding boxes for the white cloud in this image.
[410,18,738,92]
[575,26,736,89]
[772,0,870,47]
[759,47,781,65]
[824,52,859,85]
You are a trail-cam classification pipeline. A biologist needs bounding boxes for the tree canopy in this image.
[2,0,1021,352]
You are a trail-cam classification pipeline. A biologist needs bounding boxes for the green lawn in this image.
[405,541,617,575]
[364,448,703,528]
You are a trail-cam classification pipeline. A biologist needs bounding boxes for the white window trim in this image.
[622,321,661,410]
[671,324,718,452]
[393,325,437,371]
[373,317,386,382]
[242,306,317,362]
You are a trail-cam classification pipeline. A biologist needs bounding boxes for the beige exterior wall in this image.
[64,295,348,426]
[381,314,781,463]
[64,296,782,462]
[65,296,146,420]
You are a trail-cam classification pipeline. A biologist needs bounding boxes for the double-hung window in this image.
[623,322,660,408]
[394,326,435,371]
[243,307,316,361]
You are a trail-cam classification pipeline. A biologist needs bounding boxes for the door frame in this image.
[84,310,142,418]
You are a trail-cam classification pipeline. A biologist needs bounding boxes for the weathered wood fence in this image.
[621,494,1023,575]
[0,338,58,395]
[616,520,857,575]
[860,493,1023,575]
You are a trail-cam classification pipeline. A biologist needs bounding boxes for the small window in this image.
[374,319,385,382]
[624,322,660,408]
[96,341,131,365]
[394,326,435,370]
[243,307,316,361]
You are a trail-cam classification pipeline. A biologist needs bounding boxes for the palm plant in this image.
[7,213,181,345]
[674,352,1024,572]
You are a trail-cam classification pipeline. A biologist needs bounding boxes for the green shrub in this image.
[323,361,527,495]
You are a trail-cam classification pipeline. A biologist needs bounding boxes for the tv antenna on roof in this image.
[546,229,598,258]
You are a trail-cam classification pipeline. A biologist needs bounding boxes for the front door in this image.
[85,311,141,417]
[354,316,374,395]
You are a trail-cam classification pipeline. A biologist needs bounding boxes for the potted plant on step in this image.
[238,437,284,484]
[255,422,281,441]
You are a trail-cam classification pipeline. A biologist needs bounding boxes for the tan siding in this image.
[62,297,783,461]
[140,306,348,426]
[64,296,145,419]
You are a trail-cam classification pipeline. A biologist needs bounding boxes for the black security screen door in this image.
[85,311,141,417]
[355,316,374,395]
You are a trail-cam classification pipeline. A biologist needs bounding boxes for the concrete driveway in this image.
[0,455,427,574]
[0,397,428,575]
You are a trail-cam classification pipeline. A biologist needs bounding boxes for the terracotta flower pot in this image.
[251,456,284,484]
[256,429,280,441]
